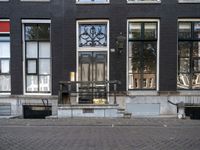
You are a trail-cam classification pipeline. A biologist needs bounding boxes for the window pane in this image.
[144,23,157,39]
[0,42,10,58]
[0,36,10,41]
[177,73,190,89]
[39,59,50,74]
[1,60,9,73]
[26,75,38,92]
[129,42,141,59]
[96,63,104,81]
[131,61,141,73]
[179,42,190,57]
[27,60,37,74]
[38,24,50,40]
[194,22,200,39]
[144,61,156,73]
[0,75,10,91]
[143,74,156,89]
[39,42,50,58]
[25,24,38,40]
[132,74,142,89]
[179,58,190,73]
[39,75,50,92]
[193,59,200,72]
[179,22,191,39]
[81,63,90,81]
[79,24,107,47]
[143,42,157,59]
[192,73,200,89]
[129,23,142,39]
[26,42,38,58]
[193,42,200,57]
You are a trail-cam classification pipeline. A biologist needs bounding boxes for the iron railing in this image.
[58,80,121,105]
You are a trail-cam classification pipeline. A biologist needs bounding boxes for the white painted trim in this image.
[127,0,161,4]
[76,0,109,4]
[126,19,160,91]
[22,23,25,95]
[157,19,160,91]
[0,32,10,34]
[22,20,52,95]
[178,19,200,22]
[0,19,10,22]
[0,93,11,96]
[179,0,200,3]
[22,19,51,24]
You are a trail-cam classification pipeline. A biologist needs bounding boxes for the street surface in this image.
[0,118,200,150]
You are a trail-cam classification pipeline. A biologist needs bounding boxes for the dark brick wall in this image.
[0,0,199,95]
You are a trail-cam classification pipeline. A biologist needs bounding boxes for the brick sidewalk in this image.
[0,118,200,127]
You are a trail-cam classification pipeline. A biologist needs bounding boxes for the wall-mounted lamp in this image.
[70,72,75,81]
[116,32,126,54]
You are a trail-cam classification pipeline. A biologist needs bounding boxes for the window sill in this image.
[127,90,158,96]
[127,1,161,4]
[76,2,109,5]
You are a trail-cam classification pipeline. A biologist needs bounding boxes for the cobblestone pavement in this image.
[0,118,200,150]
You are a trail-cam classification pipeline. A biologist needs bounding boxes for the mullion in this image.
[37,41,40,92]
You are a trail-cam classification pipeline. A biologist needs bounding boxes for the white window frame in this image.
[0,19,11,95]
[127,0,161,4]
[76,0,109,4]
[179,0,200,3]
[22,19,52,96]
[177,18,200,92]
[126,19,160,92]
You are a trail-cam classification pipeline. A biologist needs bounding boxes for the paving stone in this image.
[0,118,200,150]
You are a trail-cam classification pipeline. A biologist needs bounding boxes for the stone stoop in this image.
[57,104,119,118]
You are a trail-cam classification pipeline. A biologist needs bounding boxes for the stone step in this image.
[117,108,125,114]
[123,112,132,119]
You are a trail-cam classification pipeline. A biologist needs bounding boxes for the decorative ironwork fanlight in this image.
[79,24,107,47]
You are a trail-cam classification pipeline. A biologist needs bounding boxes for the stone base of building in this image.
[0,95,58,118]
[0,92,200,118]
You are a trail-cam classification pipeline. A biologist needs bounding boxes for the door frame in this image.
[76,20,110,103]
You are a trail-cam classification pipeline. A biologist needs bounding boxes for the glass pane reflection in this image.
[179,23,191,39]
[177,74,190,89]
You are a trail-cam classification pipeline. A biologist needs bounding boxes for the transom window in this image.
[76,0,109,4]
[178,20,200,89]
[78,21,108,50]
[23,22,51,93]
[79,24,107,48]
[128,20,158,90]
[0,20,10,93]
